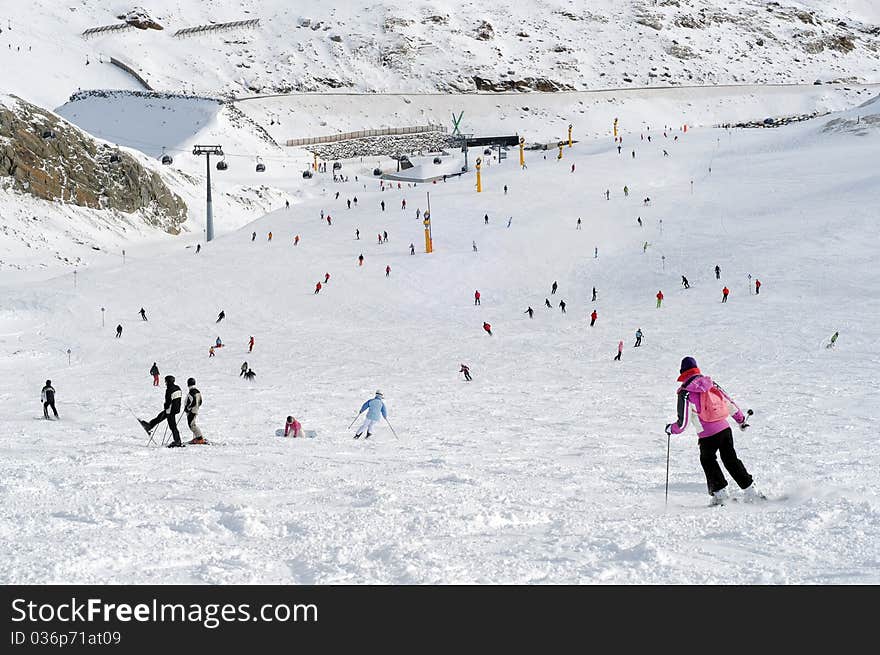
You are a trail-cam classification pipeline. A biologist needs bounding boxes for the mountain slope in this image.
[2,1,879,108]
[1,102,878,583]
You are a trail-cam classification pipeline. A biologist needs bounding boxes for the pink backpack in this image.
[697,384,730,422]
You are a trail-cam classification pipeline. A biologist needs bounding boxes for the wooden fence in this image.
[285,125,447,147]
[174,19,260,38]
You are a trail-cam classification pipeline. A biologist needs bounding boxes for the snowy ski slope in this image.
[2,97,878,583]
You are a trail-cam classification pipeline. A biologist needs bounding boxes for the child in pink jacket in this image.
[284,416,302,438]
[665,356,763,504]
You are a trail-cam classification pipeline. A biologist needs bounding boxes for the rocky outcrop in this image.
[718,112,825,128]
[117,7,164,31]
[472,76,575,92]
[0,95,186,234]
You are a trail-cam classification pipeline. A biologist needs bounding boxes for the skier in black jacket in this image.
[140,375,183,447]
[41,380,58,419]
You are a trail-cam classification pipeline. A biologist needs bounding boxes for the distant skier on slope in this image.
[545,298,552,309]
[590,310,597,326]
[656,291,664,308]
[665,356,763,505]
[216,310,225,323]
[314,281,322,294]
[358,254,364,266]
[41,380,58,419]
[483,322,492,336]
[248,336,254,352]
[460,364,472,382]
[559,300,566,313]
[474,290,481,306]
[634,328,643,347]
[551,281,558,295]
[525,306,534,318]
[715,265,721,280]
[614,340,623,361]
[577,218,582,230]
[150,362,160,386]
[592,287,597,302]
[139,308,148,321]
[140,375,183,448]
[115,324,123,338]
[353,391,387,439]
[755,279,762,295]
[240,361,248,377]
[722,286,730,303]
[826,331,839,349]
[682,275,690,289]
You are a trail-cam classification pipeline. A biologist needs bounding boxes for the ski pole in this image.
[347,412,363,430]
[384,417,399,440]
[740,409,754,431]
[665,433,671,507]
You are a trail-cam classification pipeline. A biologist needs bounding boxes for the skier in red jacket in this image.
[385,265,391,277]
[755,279,761,295]
[656,290,664,308]
[474,290,481,306]
[722,286,730,303]
[324,272,330,284]
[248,336,254,353]
[483,322,492,336]
[590,310,598,326]
[314,281,322,294]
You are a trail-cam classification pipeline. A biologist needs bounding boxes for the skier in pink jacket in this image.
[665,356,763,504]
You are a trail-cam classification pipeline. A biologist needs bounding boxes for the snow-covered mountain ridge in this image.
[2,1,879,108]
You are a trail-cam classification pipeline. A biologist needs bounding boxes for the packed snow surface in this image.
[2,100,879,583]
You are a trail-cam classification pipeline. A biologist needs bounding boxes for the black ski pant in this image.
[722,295,728,303]
[590,318,596,326]
[635,337,642,347]
[464,372,472,381]
[43,401,58,419]
[698,427,753,494]
[613,351,621,361]
[146,410,181,445]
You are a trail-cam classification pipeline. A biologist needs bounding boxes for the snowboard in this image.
[275,428,317,438]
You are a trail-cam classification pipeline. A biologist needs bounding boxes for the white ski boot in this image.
[710,488,729,506]
[742,483,766,502]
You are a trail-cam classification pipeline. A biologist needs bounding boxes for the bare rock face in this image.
[0,96,186,234]
[475,20,495,41]
[117,7,164,31]
[472,76,574,92]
